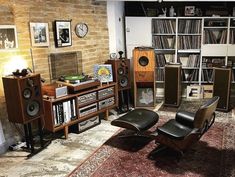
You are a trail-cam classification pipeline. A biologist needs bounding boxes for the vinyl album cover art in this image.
[94,64,113,83]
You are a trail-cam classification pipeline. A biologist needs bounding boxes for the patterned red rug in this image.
[69,121,235,177]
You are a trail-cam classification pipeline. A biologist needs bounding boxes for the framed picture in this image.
[94,64,113,83]
[136,88,154,107]
[55,20,72,47]
[29,22,49,47]
[0,25,18,49]
[187,85,202,99]
[185,6,195,16]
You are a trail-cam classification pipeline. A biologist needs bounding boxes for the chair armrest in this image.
[175,111,195,128]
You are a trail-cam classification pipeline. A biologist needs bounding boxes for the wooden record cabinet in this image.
[43,82,118,139]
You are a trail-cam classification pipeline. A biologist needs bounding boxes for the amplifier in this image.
[98,87,114,99]
[77,92,97,106]
[99,97,115,110]
[78,115,100,133]
[42,83,67,99]
[78,103,98,117]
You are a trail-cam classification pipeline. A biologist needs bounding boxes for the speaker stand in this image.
[118,89,130,113]
[23,118,51,158]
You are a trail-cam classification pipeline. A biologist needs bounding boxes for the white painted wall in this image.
[107,1,125,56]
[125,17,152,59]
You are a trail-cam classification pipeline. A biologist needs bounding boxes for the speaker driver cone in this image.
[139,56,149,66]
[119,76,128,87]
[22,88,32,99]
[117,68,124,75]
[26,101,40,117]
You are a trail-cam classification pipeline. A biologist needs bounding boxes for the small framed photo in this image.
[185,6,195,16]
[0,25,18,49]
[29,22,49,47]
[55,20,72,47]
[94,64,113,83]
[187,85,202,99]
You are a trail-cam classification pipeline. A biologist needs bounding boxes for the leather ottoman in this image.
[111,108,159,133]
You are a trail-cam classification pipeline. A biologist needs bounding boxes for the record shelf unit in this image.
[125,16,235,98]
[43,82,118,139]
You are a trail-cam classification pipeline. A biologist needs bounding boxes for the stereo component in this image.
[106,59,131,91]
[213,67,231,112]
[99,97,115,110]
[98,87,114,99]
[42,83,67,99]
[2,74,44,124]
[164,64,182,107]
[77,92,97,106]
[133,47,155,83]
[133,47,156,108]
[78,103,98,117]
[78,115,100,133]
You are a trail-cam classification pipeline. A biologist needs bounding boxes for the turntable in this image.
[57,75,100,93]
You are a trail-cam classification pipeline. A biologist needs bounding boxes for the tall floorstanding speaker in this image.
[164,64,181,107]
[213,67,232,112]
[106,59,131,91]
[133,47,155,107]
[2,74,44,124]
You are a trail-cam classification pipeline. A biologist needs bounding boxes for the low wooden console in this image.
[43,82,118,139]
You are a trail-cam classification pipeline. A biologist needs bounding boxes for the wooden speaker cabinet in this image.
[106,59,131,91]
[133,47,155,83]
[164,64,181,107]
[2,74,44,124]
[213,67,232,112]
[133,47,156,108]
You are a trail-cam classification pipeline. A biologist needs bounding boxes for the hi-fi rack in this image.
[43,82,118,139]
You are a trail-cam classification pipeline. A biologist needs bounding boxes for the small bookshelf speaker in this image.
[213,67,231,112]
[106,59,131,91]
[2,74,44,124]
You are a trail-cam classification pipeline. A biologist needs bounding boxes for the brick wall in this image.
[0,0,109,152]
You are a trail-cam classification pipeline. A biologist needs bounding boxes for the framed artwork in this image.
[29,22,49,47]
[136,88,154,107]
[186,85,202,99]
[55,20,72,47]
[0,25,18,49]
[94,64,113,83]
[185,6,195,16]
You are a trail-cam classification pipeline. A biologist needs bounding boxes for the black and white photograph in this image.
[185,6,195,16]
[0,25,18,49]
[30,22,49,47]
[55,20,72,47]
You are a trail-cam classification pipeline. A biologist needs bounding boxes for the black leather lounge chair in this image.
[149,96,220,158]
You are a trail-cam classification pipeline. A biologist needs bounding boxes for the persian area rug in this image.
[69,121,235,177]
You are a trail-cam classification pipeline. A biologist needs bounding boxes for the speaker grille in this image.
[164,65,181,107]
[213,67,231,111]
